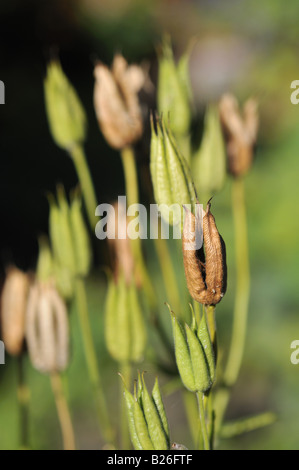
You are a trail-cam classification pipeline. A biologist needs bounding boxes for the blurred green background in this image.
[0,0,299,450]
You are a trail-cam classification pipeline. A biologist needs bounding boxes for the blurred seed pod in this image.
[44,61,87,151]
[36,236,74,301]
[192,105,227,199]
[122,373,170,450]
[104,275,146,364]
[183,202,227,306]
[93,54,144,149]
[150,116,196,229]
[0,267,30,356]
[157,36,192,138]
[69,194,92,277]
[49,186,91,280]
[26,282,69,374]
[106,200,135,286]
[219,94,259,178]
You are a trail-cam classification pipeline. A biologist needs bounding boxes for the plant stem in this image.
[120,146,156,308]
[206,306,217,359]
[182,390,198,448]
[50,372,76,451]
[119,361,132,450]
[196,392,210,450]
[214,178,250,433]
[120,147,174,360]
[70,144,98,231]
[17,356,30,449]
[74,277,114,445]
[153,226,182,314]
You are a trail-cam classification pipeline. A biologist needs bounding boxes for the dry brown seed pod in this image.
[93,54,143,150]
[183,203,227,306]
[219,93,259,178]
[0,267,30,356]
[26,282,69,374]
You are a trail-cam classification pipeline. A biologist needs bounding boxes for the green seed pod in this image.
[198,312,216,383]
[170,310,196,392]
[122,381,143,450]
[105,276,146,363]
[122,373,170,450]
[192,105,226,199]
[44,61,87,151]
[141,375,169,450]
[185,324,211,393]
[129,284,146,363]
[150,118,196,229]
[49,190,76,276]
[36,237,54,283]
[53,263,74,301]
[133,399,155,450]
[157,36,191,137]
[150,115,173,214]
[70,195,91,277]
[152,378,170,447]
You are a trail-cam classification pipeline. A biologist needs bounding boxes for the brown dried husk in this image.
[93,54,143,150]
[183,204,227,306]
[219,94,258,178]
[0,267,30,356]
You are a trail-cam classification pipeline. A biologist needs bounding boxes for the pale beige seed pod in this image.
[219,93,259,178]
[183,203,227,306]
[0,267,30,356]
[26,282,69,374]
[106,200,135,285]
[93,54,144,149]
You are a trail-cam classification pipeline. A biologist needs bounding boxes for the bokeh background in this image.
[0,0,299,450]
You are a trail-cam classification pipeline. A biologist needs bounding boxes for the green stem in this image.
[50,373,76,451]
[214,178,250,433]
[206,306,217,360]
[17,356,30,449]
[196,392,210,450]
[74,277,114,445]
[182,390,198,448]
[153,227,182,314]
[119,361,132,450]
[70,144,98,231]
[120,147,156,308]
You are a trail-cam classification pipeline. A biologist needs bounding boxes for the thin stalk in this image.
[70,144,98,231]
[206,306,217,360]
[196,392,210,450]
[120,146,156,308]
[182,390,198,448]
[50,373,76,451]
[120,146,173,355]
[153,224,182,314]
[119,361,132,450]
[214,178,250,433]
[74,277,114,445]
[17,356,30,449]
